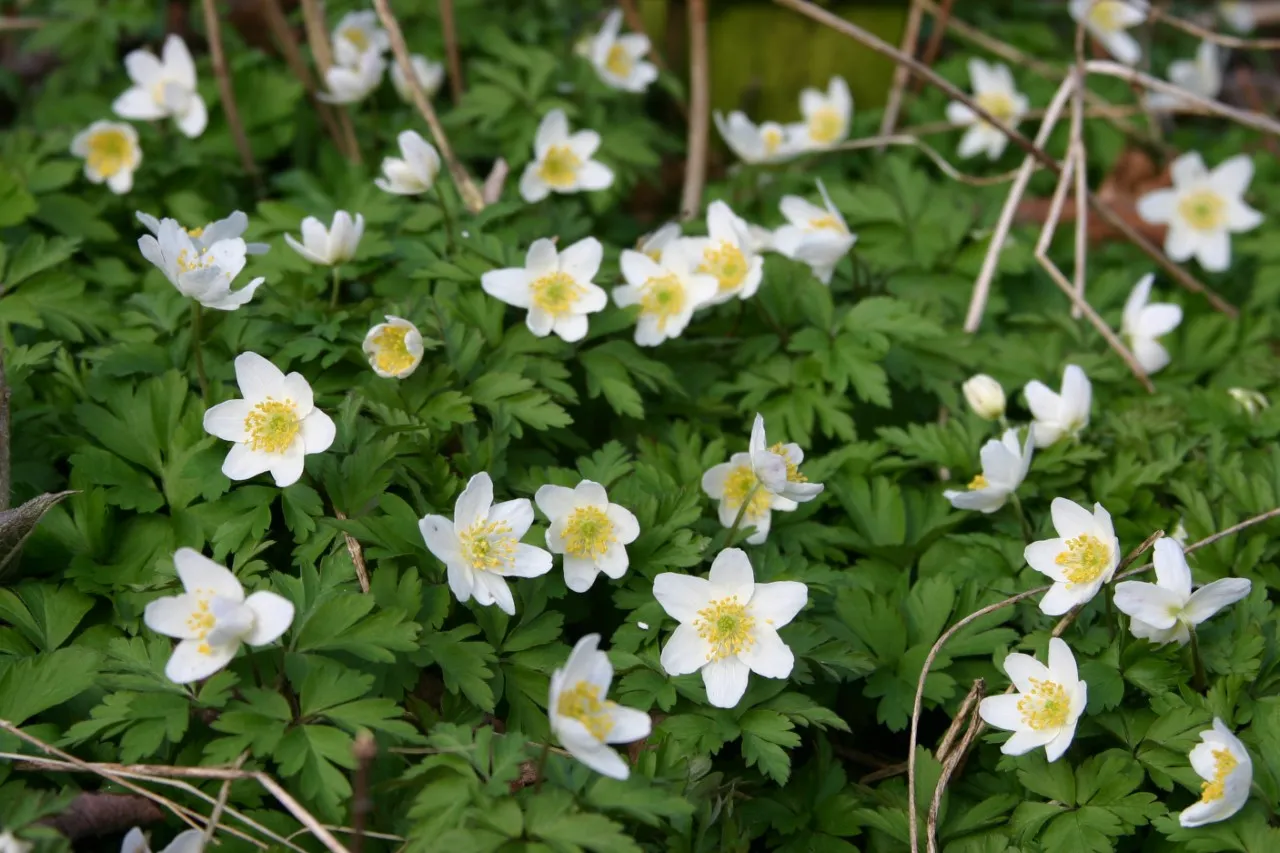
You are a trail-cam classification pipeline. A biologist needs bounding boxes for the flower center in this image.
[539,144,582,188]
[639,274,687,330]
[695,596,756,661]
[809,214,847,233]
[531,271,584,316]
[722,465,772,520]
[371,325,417,375]
[1177,188,1227,232]
[975,90,1016,125]
[762,126,783,155]
[604,43,632,78]
[767,442,807,483]
[176,247,215,274]
[1087,0,1128,32]
[698,242,748,293]
[184,589,223,656]
[457,519,517,572]
[808,106,843,144]
[562,505,615,559]
[86,129,131,177]
[185,226,205,239]
[243,399,301,454]
[1054,534,1112,585]
[1017,677,1070,730]
[556,680,615,741]
[1199,748,1239,803]
[968,473,988,490]
[341,26,370,52]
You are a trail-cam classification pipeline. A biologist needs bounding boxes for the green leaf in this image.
[0,647,101,725]
[740,709,802,784]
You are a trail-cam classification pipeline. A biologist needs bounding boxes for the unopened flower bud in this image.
[963,374,1005,420]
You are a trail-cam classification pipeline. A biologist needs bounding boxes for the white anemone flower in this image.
[519,109,614,203]
[320,44,386,104]
[588,9,658,93]
[638,223,681,261]
[792,76,852,150]
[419,472,553,615]
[284,211,365,267]
[1219,1,1256,33]
[70,120,141,195]
[535,481,640,592]
[549,634,652,780]
[0,831,30,853]
[1069,0,1149,65]
[1121,274,1182,374]
[143,548,294,685]
[391,54,445,101]
[653,548,807,708]
[1146,42,1222,111]
[1179,719,1252,827]
[686,201,764,305]
[1228,387,1269,417]
[363,315,424,379]
[1114,538,1251,646]
[376,130,441,195]
[1137,152,1262,273]
[945,59,1028,160]
[137,210,269,255]
[1024,364,1091,448]
[1024,498,1121,615]
[482,237,607,342]
[773,179,857,285]
[978,638,1087,762]
[702,452,797,545]
[747,414,824,503]
[138,218,264,311]
[713,111,795,164]
[331,10,390,60]
[113,34,207,137]
[962,374,1006,420]
[202,352,336,487]
[943,428,1033,514]
[121,827,204,853]
[614,242,717,346]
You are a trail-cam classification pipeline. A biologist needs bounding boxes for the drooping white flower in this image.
[138,218,265,310]
[284,211,365,266]
[638,222,681,261]
[519,109,614,203]
[202,352,336,487]
[963,374,1006,420]
[702,452,797,545]
[418,472,553,615]
[112,34,207,137]
[1137,152,1262,273]
[1147,41,1222,111]
[685,201,764,305]
[1114,538,1251,647]
[773,179,856,285]
[1024,497,1120,615]
[331,10,390,60]
[376,130,441,195]
[121,827,204,853]
[1179,718,1252,827]
[0,831,31,853]
[137,210,269,255]
[482,237,607,342]
[320,43,387,104]
[1228,387,1269,417]
[1024,364,1091,448]
[943,428,1033,514]
[614,242,717,346]
[70,120,141,195]
[143,548,294,684]
[945,59,1028,160]
[1218,1,1256,33]
[549,634,651,779]
[363,315,424,379]
[391,54,445,101]
[536,481,640,592]
[653,548,807,708]
[587,9,658,93]
[748,414,823,504]
[978,638,1087,762]
[1068,0,1149,65]
[713,111,795,164]
[792,76,852,151]
[1121,273,1182,374]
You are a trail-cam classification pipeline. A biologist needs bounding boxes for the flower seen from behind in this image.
[1114,538,1251,646]
[946,59,1028,160]
[1024,363,1091,447]
[1147,41,1222,111]
[1069,0,1149,65]
[137,210,269,255]
[122,826,205,853]
[202,352,336,487]
[793,76,852,150]
[713,111,794,164]
[587,9,658,92]
[519,109,614,203]
[285,211,365,266]
[535,480,640,593]
[702,451,797,545]
[748,414,824,504]
[363,316,424,379]
[71,121,141,195]
[391,54,445,101]
[138,218,264,310]
[482,237,607,342]
[963,373,1006,420]
[653,548,807,708]
[320,44,386,104]
[143,548,293,684]
[1025,497,1120,615]
[773,180,856,285]
[1137,152,1262,273]
[614,242,717,346]
[638,222,681,261]
[418,472,553,615]
[1179,718,1252,827]
[113,34,207,137]
[686,201,764,305]
[943,427,1033,514]
[1121,273,1182,374]
[549,634,652,779]
[376,130,441,195]
[978,637,1087,761]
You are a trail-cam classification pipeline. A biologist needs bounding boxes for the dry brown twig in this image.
[1149,4,1280,50]
[679,0,709,220]
[878,0,927,147]
[439,0,465,103]
[259,0,349,159]
[297,0,362,163]
[925,678,985,853]
[199,0,259,186]
[333,508,370,593]
[915,0,955,93]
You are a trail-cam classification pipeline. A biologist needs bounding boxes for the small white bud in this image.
[963,374,1005,420]
[1228,387,1268,417]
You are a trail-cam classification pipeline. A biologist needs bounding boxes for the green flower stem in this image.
[725,483,760,549]
[1008,492,1033,544]
[435,184,457,256]
[330,266,342,309]
[533,738,552,793]
[191,302,209,404]
[1189,627,1208,692]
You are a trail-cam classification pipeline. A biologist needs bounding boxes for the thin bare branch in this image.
[1149,4,1280,50]
[619,0,671,72]
[298,0,362,163]
[1071,24,1088,320]
[914,0,955,93]
[333,508,370,593]
[260,0,349,157]
[200,0,260,186]
[680,0,709,220]
[827,134,1021,187]
[878,0,926,146]
[926,679,985,853]
[440,0,465,102]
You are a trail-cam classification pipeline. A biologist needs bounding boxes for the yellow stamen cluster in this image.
[1177,189,1227,232]
[604,44,632,79]
[767,442,807,483]
[86,129,132,177]
[557,680,615,741]
[695,596,756,661]
[1199,748,1239,803]
[1087,0,1127,32]
[371,325,417,375]
[176,247,215,275]
[1055,534,1111,585]
[185,589,218,657]
[809,214,847,233]
[975,91,1016,125]
[562,505,615,560]
[699,242,748,294]
[1017,677,1070,730]
[968,473,989,490]
[243,399,301,454]
[722,465,771,521]
[639,274,687,330]
[808,107,843,144]
[531,271,585,316]
[185,226,205,239]
[341,26,370,52]
[762,127,783,156]
[458,519,517,572]
[539,144,582,188]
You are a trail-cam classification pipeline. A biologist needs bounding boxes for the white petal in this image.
[702,657,750,708]
[748,580,807,628]
[419,515,461,563]
[1226,199,1263,233]
[652,572,712,623]
[1043,719,1079,762]
[1171,151,1208,186]
[1112,581,1182,629]
[1002,652,1052,693]
[576,161,614,192]
[606,504,640,544]
[707,548,755,601]
[1211,154,1254,197]
[144,594,203,639]
[1136,188,1176,224]
[977,694,1023,731]
[1152,537,1193,597]
[445,560,474,603]
[1025,538,1068,582]
[559,236,603,283]
[482,267,532,308]
[234,351,287,401]
[477,572,516,615]
[243,591,294,645]
[175,96,207,138]
[165,638,238,684]
[534,109,569,157]
[739,626,794,678]
[519,166,549,203]
[1039,583,1083,616]
[1001,727,1058,756]
[454,473,494,528]
[1046,637,1078,686]
[1051,497,1095,540]
[1196,230,1231,272]
[563,555,601,592]
[203,399,252,442]
[506,544,554,578]
[158,830,205,853]
[300,410,335,454]
[605,705,652,744]
[946,101,976,126]
[660,622,711,675]
[121,828,148,853]
[534,484,577,522]
[266,442,306,488]
[490,498,535,539]
[1139,303,1182,338]
[1183,578,1252,625]
[222,444,272,482]
[174,548,243,601]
